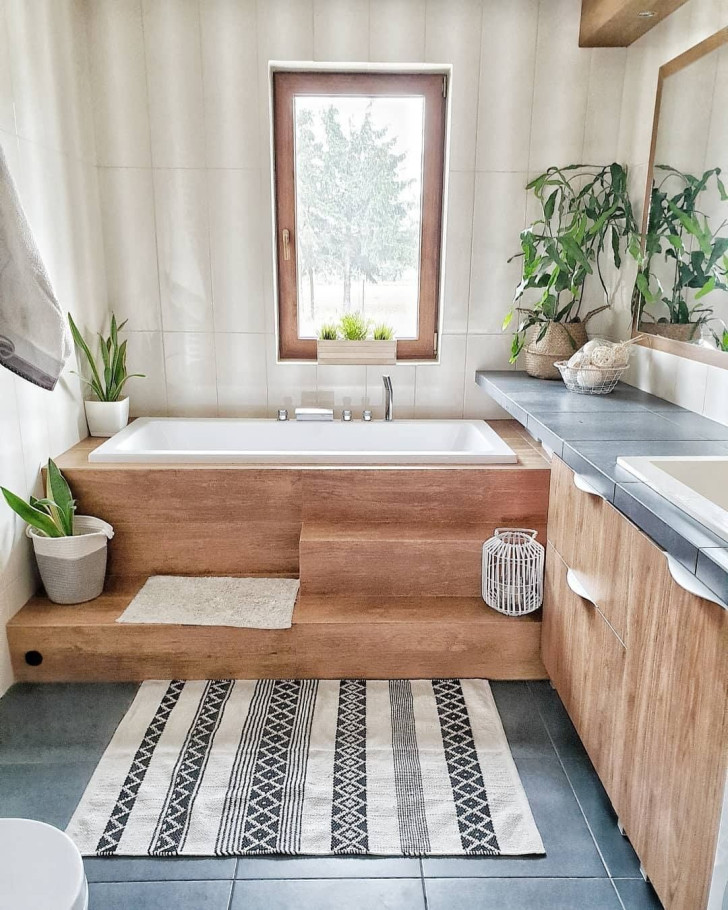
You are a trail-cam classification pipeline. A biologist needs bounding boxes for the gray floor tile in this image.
[489,681,555,758]
[425,877,623,909]
[230,878,425,909]
[527,681,589,761]
[85,857,236,882]
[0,760,97,828]
[88,880,233,910]
[0,683,137,764]
[422,757,606,878]
[562,760,642,878]
[614,878,665,909]
[235,856,420,878]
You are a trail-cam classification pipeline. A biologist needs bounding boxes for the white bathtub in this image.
[88,417,517,465]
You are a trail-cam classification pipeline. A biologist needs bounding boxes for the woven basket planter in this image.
[638,322,700,343]
[27,516,114,604]
[524,322,588,380]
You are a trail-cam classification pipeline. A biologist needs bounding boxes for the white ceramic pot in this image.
[84,398,129,437]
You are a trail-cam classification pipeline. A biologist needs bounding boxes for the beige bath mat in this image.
[116,576,299,629]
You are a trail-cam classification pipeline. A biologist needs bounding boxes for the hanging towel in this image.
[0,142,70,390]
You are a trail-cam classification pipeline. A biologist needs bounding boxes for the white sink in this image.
[617,456,728,544]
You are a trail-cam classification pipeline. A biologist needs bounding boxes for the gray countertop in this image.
[476,370,728,605]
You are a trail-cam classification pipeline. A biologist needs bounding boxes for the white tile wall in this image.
[0,1,109,696]
[154,168,214,333]
[98,167,162,331]
[87,0,152,167]
[200,0,260,169]
[142,0,206,168]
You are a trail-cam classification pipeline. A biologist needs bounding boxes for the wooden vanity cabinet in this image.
[547,456,630,643]
[542,543,627,800]
[620,531,728,910]
[545,455,728,910]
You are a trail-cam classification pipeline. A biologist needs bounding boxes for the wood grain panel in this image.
[548,457,631,643]
[542,544,627,799]
[302,467,550,525]
[620,530,728,910]
[59,468,302,576]
[300,521,546,597]
[8,585,546,681]
[579,0,690,47]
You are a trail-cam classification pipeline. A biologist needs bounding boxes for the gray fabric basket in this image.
[35,547,108,604]
[28,515,114,605]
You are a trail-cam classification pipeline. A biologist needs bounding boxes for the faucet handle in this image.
[277,408,288,421]
[362,409,372,421]
[342,409,352,421]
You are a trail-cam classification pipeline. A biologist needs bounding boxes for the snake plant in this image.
[1,459,76,538]
[68,312,144,402]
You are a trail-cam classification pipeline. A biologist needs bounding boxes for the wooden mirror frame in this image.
[633,27,728,369]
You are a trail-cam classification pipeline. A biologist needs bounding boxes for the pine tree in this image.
[295,103,418,316]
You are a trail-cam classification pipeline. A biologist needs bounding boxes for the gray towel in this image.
[0,142,71,390]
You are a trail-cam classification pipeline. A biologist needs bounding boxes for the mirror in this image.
[635,28,728,365]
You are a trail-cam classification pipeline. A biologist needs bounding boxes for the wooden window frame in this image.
[272,70,447,361]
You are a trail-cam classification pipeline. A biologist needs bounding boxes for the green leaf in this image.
[1,488,65,537]
[696,276,716,299]
[636,271,660,304]
[543,190,558,221]
[45,458,75,535]
[68,313,104,397]
[502,310,514,331]
[560,235,593,273]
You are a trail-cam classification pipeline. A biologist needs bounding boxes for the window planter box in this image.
[316,339,397,365]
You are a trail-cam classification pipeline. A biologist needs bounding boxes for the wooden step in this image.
[299,521,495,596]
[7,579,546,682]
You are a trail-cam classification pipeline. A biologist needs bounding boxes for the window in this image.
[272,70,447,360]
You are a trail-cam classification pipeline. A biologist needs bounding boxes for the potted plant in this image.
[1,459,113,604]
[68,312,144,436]
[633,166,728,343]
[504,163,638,379]
[316,313,396,365]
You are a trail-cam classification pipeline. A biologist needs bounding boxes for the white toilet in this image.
[0,818,88,910]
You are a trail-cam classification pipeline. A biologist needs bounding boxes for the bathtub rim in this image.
[85,417,521,467]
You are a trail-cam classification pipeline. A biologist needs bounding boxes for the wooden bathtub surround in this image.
[9,579,543,682]
[544,455,728,910]
[10,420,549,681]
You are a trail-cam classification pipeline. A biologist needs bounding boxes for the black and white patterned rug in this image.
[66,679,544,857]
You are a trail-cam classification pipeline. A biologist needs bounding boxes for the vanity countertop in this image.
[476,370,728,605]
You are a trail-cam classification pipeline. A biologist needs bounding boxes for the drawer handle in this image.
[665,553,728,611]
[573,472,605,500]
[566,569,597,606]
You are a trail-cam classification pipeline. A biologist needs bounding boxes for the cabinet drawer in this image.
[621,530,728,910]
[542,543,627,801]
[548,456,630,644]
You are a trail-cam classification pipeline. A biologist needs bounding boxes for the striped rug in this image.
[66,679,544,857]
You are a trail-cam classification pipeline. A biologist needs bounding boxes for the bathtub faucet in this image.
[383,375,394,421]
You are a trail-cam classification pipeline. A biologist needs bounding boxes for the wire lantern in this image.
[482,528,544,616]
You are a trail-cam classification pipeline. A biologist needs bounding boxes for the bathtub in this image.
[88,417,518,465]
